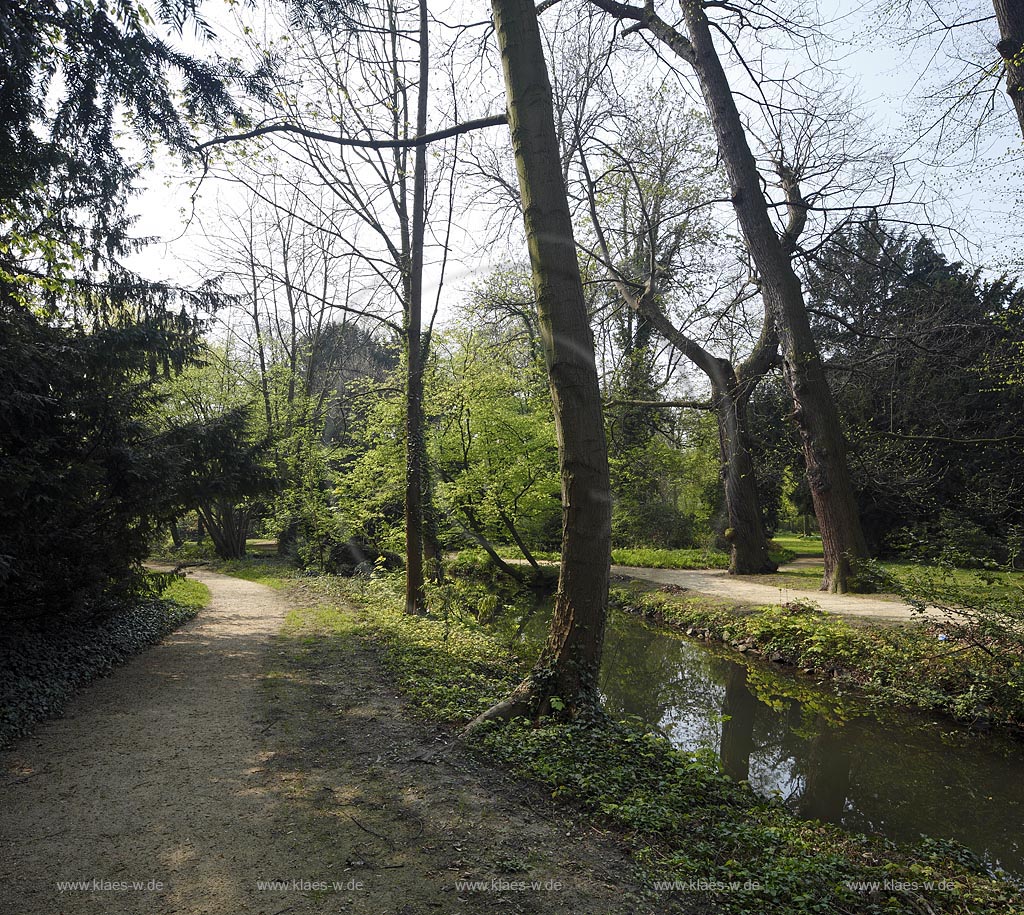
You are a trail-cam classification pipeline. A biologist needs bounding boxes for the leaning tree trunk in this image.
[678,1,868,592]
[713,379,776,574]
[475,0,612,722]
[995,0,1024,140]
[628,292,777,575]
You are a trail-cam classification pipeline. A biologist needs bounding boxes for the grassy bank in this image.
[253,567,1020,914]
[0,575,210,748]
[611,582,1024,731]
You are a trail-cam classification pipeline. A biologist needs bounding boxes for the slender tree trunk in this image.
[455,503,526,583]
[498,508,543,576]
[995,0,1024,139]
[713,379,776,574]
[677,2,867,592]
[403,0,431,614]
[476,0,612,722]
[247,211,274,433]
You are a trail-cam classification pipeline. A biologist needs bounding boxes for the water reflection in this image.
[503,605,1024,876]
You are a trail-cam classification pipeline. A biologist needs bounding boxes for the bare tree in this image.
[572,89,780,573]
[202,0,488,610]
[588,0,870,591]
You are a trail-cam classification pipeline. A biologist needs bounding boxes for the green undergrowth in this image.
[266,568,1020,914]
[612,584,1024,730]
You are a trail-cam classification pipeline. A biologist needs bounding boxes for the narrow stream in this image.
[502,604,1024,877]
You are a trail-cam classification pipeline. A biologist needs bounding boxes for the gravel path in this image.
[0,570,667,915]
[0,572,295,914]
[610,565,930,623]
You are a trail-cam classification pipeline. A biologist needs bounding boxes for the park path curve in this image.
[610,565,927,623]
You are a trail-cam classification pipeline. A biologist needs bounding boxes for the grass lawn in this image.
[161,576,211,608]
[759,536,1024,603]
[769,532,824,558]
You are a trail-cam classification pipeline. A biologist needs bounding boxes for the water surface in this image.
[505,605,1024,876]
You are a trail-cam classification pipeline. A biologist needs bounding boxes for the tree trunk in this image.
[714,380,776,574]
[498,508,543,577]
[476,0,612,722]
[578,141,777,578]
[677,2,868,592]
[200,502,249,560]
[995,0,1024,140]
[628,293,777,575]
[403,0,431,614]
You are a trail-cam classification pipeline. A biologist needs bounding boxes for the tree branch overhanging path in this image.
[193,9,512,616]
[195,113,508,155]
[198,1,615,715]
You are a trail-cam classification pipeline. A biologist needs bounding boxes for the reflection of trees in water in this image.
[564,608,1024,876]
[795,717,851,823]
[600,613,724,745]
[719,662,757,781]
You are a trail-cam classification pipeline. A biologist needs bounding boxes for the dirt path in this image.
[0,570,674,915]
[610,565,931,624]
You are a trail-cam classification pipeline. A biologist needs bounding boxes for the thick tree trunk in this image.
[995,0,1024,140]
[677,2,867,592]
[477,0,612,721]
[714,380,776,574]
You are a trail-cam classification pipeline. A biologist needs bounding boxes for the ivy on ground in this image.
[288,572,1021,915]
